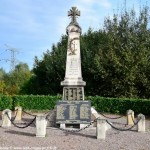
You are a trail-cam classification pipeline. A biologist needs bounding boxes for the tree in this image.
[0,68,6,94]
[23,5,150,98]
[4,63,32,95]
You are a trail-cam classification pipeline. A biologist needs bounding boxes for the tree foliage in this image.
[24,6,150,98]
[1,63,32,95]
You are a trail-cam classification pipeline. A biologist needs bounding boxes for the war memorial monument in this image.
[56,7,91,128]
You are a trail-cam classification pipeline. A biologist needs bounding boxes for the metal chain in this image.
[22,110,37,117]
[98,112,124,119]
[11,109,19,122]
[6,112,36,128]
[106,117,141,131]
[131,113,136,124]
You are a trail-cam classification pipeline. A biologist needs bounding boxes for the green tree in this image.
[24,5,150,98]
[4,63,32,95]
[0,68,6,94]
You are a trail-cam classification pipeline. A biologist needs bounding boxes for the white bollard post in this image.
[96,118,106,140]
[14,106,22,121]
[127,109,134,125]
[2,109,12,127]
[137,114,145,132]
[36,114,47,137]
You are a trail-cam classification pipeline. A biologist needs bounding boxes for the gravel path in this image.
[0,112,150,150]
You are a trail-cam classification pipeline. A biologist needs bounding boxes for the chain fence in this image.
[0,109,143,134]
[11,109,18,122]
[131,113,136,124]
[98,112,124,119]
[6,112,36,129]
[106,117,141,131]
[22,110,37,117]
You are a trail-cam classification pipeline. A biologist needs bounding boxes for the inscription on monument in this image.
[67,58,79,76]
[63,87,83,100]
[56,101,91,124]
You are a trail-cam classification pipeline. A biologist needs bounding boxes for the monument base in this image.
[62,86,85,101]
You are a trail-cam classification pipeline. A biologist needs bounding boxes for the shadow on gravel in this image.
[21,118,36,127]
[63,132,96,139]
[5,130,35,137]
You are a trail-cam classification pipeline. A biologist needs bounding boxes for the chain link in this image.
[106,117,141,131]
[22,110,37,117]
[130,113,136,124]
[98,112,124,119]
[6,112,36,128]
[11,109,18,122]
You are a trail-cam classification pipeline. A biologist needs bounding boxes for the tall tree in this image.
[24,6,150,98]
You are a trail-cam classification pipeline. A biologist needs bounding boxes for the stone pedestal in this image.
[62,87,85,101]
[36,115,47,137]
[14,106,22,121]
[137,114,145,132]
[96,118,106,140]
[127,109,134,125]
[2,109,11,127]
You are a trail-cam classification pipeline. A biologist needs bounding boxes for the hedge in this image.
[0,95,150,115]
[0,94,12,110]
[12,95,61,110]
[87,96,150,115]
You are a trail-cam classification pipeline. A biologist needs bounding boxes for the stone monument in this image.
[61,7,86,101]
[56,7,91,128]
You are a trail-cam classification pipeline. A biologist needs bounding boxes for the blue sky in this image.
[0,0,149,72]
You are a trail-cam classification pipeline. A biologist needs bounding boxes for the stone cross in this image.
[68,7,80,24]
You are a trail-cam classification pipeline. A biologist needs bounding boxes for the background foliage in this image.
[0,95,150,115]
[0,5,150,99]
[0,63,32,95]
[21,6,150,98]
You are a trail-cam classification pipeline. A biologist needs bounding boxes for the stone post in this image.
[2,109,11,127]
[14,106,22,121]
[36,115,47,137]
[96,118,106,139]
[127,109,134,125]
[137,114,145,132]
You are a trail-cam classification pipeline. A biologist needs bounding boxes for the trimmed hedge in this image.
[0,95,150,115]
[88,96,150,115]
[0,94,12,110]
[12,95,61,110]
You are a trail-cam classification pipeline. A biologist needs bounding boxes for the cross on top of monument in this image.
[68,7,80,25]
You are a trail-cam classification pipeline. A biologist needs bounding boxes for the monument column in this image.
[61,7,86,101]
[56,7,91,127]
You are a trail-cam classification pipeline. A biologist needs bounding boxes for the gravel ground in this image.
[0,111,150,150]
